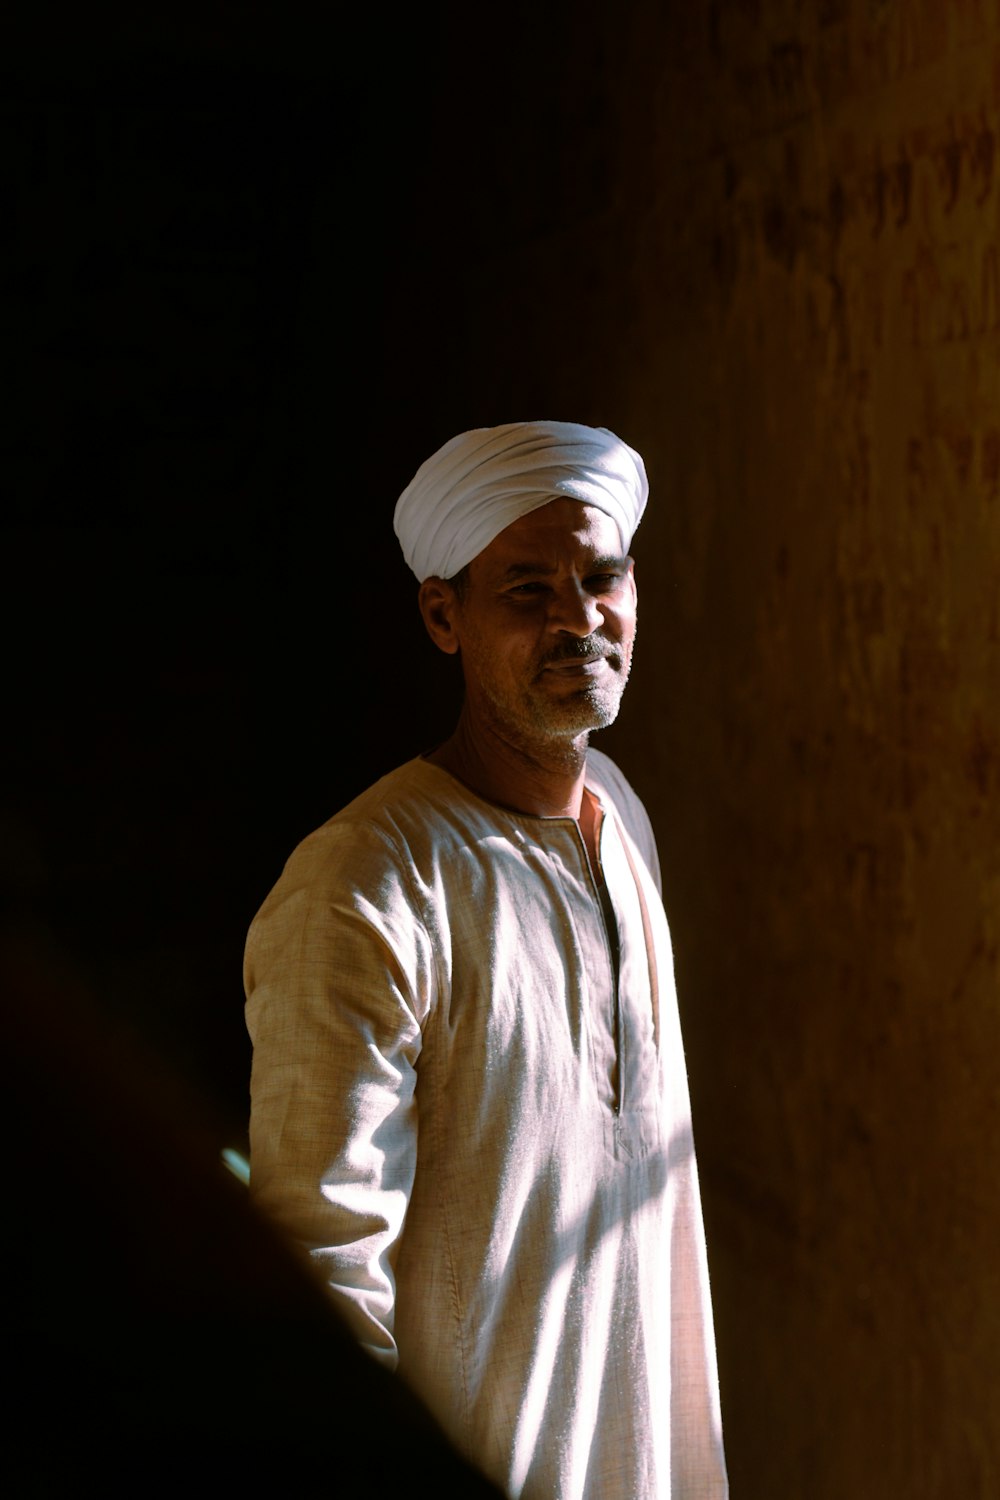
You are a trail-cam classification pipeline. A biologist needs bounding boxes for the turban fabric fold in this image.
[393,420,649,581]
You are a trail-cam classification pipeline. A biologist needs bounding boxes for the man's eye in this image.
[587,573,623,591]
[507,581,547,596]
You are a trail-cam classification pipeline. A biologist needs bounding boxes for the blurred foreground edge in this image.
[2,921,504,1496]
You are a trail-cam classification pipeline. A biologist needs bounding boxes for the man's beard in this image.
[524,633,634,739]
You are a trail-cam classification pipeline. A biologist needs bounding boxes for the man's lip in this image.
[542,655,609,673]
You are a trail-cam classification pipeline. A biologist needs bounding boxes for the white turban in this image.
[393,420,649,581]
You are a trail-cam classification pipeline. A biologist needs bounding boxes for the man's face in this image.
[447,498,638,750]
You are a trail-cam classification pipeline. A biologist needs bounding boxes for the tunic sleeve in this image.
[243,820,433,1368]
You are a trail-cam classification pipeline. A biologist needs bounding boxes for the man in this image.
[244,420,729,1498]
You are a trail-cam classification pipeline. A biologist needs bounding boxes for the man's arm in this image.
[243,821,432,1367]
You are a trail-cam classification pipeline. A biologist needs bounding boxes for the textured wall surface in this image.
[620,8,1000,1495]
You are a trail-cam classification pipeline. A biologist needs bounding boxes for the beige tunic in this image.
[244,750,728,1499]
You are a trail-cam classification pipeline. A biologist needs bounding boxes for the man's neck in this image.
[427,710,590,821]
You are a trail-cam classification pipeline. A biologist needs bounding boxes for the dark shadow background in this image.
[4,9,464,1146]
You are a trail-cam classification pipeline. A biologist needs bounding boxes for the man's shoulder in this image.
[253,759,450,918]
[327,756,438,824]
[289,756,484,869]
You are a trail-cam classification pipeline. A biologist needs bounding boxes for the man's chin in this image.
[537,690,625,738]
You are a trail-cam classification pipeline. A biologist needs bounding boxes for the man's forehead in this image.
[471,499,631,576]
[490,497,624,552]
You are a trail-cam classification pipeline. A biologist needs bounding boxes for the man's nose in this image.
[549,582,602,636]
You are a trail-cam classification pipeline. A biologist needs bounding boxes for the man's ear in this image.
[418,576,462,656]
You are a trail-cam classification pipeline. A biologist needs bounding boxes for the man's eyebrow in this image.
[499,561,558,582]
[499,553,630,583]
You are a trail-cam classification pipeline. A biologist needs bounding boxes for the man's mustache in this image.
[537,637,620,670]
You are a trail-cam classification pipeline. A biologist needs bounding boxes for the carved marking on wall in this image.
[968,111,995,203]
[980,242,999,331]
[981,430,1000,503]
[932,126,963,214]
